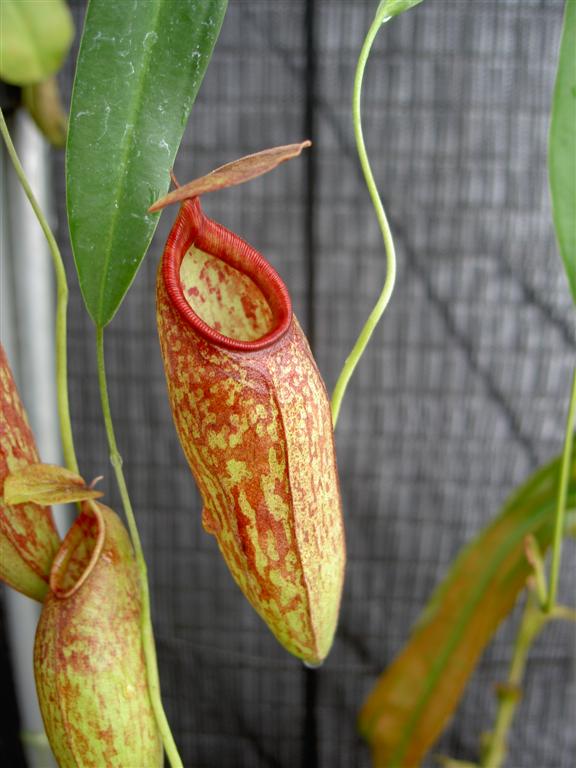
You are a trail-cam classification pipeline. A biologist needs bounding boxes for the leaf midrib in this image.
[95,0,165,326]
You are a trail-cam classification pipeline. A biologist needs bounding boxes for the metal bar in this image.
[302,1,320,766]
[2,110,66,768]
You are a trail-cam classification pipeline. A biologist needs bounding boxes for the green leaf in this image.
[66,0,228,327]
[377,0,423,19]
[359,444,576,767]
[0,0,74,86]
[549,0,576,305]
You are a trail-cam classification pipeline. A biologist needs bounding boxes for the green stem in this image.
[523,534,548,608]
[0,108,78,474]
[331,6,396,427]
[551,604,576,622]
[95,327,182,768]
[481,594,548,768]
[546,364,576,611]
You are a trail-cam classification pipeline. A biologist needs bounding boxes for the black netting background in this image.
[39,0,576,766]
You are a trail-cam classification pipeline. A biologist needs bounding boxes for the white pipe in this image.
[1,111,64,768]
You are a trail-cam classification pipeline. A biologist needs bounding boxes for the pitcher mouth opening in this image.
[162,198,292,352]
[49,501,105,599]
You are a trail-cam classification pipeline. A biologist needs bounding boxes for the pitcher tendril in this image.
[546,365,576,612]
[96,328,183,768]
[331,7,397,427]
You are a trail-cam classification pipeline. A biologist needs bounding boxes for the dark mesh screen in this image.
[44,1,576,766]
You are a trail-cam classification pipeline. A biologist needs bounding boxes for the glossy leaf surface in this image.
[0,0,74,86]
[549,0,576,305]
[67,0,228,327]
[359,445,576,767]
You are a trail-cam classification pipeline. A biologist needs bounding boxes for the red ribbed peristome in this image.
[163,197,292,351]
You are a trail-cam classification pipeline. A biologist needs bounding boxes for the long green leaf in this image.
[0,0,74,86]
[359,444,576,767]
[549,0,576,305]
[67,0,228,327]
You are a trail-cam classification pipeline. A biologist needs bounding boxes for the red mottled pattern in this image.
[0,344,60,601]
[157,203,345,664]
[34,502,162,767]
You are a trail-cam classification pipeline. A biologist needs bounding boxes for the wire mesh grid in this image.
[23,0,576,766]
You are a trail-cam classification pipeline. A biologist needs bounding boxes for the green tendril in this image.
[96,327,183,768]
[546,364,576,612]
[331,7,396,427]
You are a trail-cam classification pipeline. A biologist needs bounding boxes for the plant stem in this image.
[0,108,78,474]
[523,534,548,608]
[480,363,576,768]
[331,6,396,427]
[95,327,182,768]
[481,594,549,768]
[546,364,576,612]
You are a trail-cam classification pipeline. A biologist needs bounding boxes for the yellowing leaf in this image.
[359,445,576,767]
[4,464,103,506]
